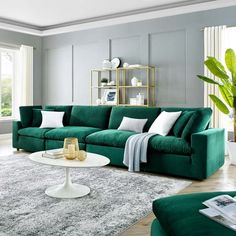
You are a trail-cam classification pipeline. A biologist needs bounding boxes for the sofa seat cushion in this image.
[149,135,191,155]
[45,126,101,143]
[86,129,136,147]
[18,127,51,139]
[153,191,236,236]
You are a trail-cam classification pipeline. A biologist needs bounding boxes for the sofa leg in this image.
[17,148,20,151]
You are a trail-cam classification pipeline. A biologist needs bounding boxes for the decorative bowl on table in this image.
[78,150,87,161]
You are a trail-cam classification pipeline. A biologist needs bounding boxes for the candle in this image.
[67,144,75,159]
[68,144,75,153]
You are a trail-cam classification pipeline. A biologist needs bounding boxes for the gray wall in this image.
[3,5,236,134]
[0,29,42,134]
[42,6,236,108]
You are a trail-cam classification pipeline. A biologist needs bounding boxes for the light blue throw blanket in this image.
[123,132,156,172]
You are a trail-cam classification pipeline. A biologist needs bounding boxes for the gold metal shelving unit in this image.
[90,66,156,107]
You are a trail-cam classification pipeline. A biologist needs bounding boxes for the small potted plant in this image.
[197,48,236,164]
[101,78,108,87]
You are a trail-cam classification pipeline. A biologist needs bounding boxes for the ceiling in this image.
[0,0,234,36]
[0,0,188,27]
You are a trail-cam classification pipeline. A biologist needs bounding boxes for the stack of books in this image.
[42,149,64,159]
[200,194,236,231]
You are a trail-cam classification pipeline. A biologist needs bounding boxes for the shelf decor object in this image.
[90,65,156,107]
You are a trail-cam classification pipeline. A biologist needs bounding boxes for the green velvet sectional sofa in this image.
[12,105,225,180]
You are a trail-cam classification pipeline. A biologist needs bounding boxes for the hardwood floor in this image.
[1,137,235,236]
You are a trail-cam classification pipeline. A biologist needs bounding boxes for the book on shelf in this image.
[42,148,64,159]
[199,194,236,231]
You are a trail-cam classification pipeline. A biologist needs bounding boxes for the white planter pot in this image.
[227,141,236,165]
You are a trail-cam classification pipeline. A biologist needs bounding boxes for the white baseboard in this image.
[0,133,12,140]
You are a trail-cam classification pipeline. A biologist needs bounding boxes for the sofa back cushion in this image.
[20,105,42,127]
[181,108,212,140]
[160,107,212,140]
[108,106,160,131]
[69,106,112,129]
[44,105,72,126]
[172,111,195,137]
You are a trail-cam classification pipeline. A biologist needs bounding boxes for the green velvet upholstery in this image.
[19,105,42,127]
[45,126,101,143]
[86,144,125,166]
[172,111,195,137]
[18,127,52,139]
[18,136,45,152]
[45,139,86,150]
[32,109,44,127]
[86,129,136,148]
[152,191,236,236]
[12,121,23,149]
[87,132,191,155]
[144,151,192,177]
[149,135,191,155]
[13,105,224,180]
[87,143,192,175]
[69,106,112,129]
[191,128,225,179]
[44,105,73,125]
[182,109,212,140]
[151,219,167,236]
[160,107,212,140]
[108,106,160,131]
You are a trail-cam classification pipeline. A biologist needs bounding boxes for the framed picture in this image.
[103,89,117,105]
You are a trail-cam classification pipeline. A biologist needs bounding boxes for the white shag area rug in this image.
[0,153,191,236]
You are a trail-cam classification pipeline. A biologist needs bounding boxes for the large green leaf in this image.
[220,78,233,92]
[225,48,236,83]
[208,56,227,73]
[232,85,236,96]
[197,75,220,85]
[205,57,229,80]
[219,85,233,107]
[209,94,230,114]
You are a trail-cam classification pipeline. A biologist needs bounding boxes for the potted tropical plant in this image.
[197,48,236,164]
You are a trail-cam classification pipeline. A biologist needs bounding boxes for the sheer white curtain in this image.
[14,45,33,118]
[204,26,226,128]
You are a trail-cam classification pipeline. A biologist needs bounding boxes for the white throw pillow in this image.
[148,111,182,136]
[40,111,65,128]
[118,116,148,133]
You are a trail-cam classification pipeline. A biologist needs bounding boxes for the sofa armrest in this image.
[191,128,225,179]
[12,120,23,148]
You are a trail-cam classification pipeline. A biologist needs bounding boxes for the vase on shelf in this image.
[131,77,138,86]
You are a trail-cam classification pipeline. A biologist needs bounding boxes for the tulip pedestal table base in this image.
[29,151,110,199]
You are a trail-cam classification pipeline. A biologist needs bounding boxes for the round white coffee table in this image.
[29,151,110,199]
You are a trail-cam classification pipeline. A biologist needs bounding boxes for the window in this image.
[220,27,236,131]
[0,47,18,119]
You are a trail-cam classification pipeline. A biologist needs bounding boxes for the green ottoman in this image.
[151,191,236,236]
